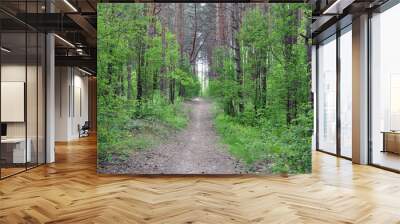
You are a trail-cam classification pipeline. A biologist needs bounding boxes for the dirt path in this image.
[124,97,245,174]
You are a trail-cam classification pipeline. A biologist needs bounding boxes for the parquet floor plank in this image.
[0,136,400,223]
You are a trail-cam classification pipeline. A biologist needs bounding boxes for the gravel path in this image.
[123,97,245,174]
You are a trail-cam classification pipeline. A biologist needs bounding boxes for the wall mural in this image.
[97,3,312,175]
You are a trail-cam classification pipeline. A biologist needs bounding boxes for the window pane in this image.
[1,31,27,177]
[318,36,337,154]
[27,31,38,169]
[371,3,400,171]
[340,27,352,158]
[38,32,45,165]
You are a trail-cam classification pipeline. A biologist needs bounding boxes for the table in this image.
[382,131,400,154]
[1,138,31,164]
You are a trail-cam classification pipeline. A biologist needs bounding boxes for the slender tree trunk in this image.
[148,3,156,36]
[231,3,244,114]
[107,48,112,94]
[118,71,124,96]
[284,8,300,125]
[169,79,175,104]
[136,45,143,102]
[261,56,267,108]
[179,84,185,97]
[147,3,158,97]
[127,63,132,100]
[175,3,184,98]
[261,4,271,109]
[160,16,167,95]
[176,3,184,62]
[216,3,226,47]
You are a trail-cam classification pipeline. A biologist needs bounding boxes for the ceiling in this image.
[1,0,396,74]
[310,0,390,41]
[0,0,97,74]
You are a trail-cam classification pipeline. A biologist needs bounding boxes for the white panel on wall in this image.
[1,82,25,122]
[55,67,89,141]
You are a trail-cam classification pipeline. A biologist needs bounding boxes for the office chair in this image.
[79,121,90,138]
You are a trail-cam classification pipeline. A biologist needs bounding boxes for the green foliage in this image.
[214,112,267,165]
[98,95,189,162]
[97,4,199,163]
[98,3,312,174]
[209,4,313,174]
[138,95,188,129]
[214,104,312,174]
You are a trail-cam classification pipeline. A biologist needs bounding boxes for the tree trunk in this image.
[261,56,267,108]
[136,45,143,102]
[261,4,270,109]
[127,63,132,100]
[231,3,244,114]
[169,79,175,104]
[216,3,226,47]
[175,3,184,98]
[147,3,156,37]
[284,8,301,125]
[147,3,158,96]
[175,3,184,64]
[160,15,167,95]
[178,83,185,97]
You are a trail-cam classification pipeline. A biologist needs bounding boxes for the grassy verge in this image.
[98,96,188,163]
[213,106,312,174]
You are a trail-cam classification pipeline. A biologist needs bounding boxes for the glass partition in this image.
[27,31,38,169]
[317,35,337,154]
[370,3,400,171]
[1,31,28,177]
[38,32,45,165]
[0,1,46,179]
[339,26,352,158]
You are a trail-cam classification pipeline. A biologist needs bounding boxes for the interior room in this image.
[370,2,400,171]
[0,6,46,178]
[52,2,97,143]
[0,0,97,179]
[54,66,94,142]
[0,0,400,223]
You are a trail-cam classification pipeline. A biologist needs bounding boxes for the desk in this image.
[382,131,400,154]
[1,138,31,163]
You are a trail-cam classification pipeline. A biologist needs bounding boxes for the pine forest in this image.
[97,3,312,174]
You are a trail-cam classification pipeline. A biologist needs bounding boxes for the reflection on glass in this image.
[371,3,400,171]
[318,35,337,154]
[0,1,47,179]
[1,31,27,177]
[340,27,352,158]
[27,32,38,169]
[38,33,46,165]
[390,75,400,130]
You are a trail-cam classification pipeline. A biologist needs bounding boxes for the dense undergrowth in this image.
[208,5,313,174]
[213,103,312,174]
[98,95,188,163]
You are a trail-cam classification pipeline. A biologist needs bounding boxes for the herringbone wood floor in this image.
[1,136,400,223]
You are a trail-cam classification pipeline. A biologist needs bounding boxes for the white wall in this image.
[55,67,89,141]
[1,65,41,137]
[55,67,70,141]
[1,63,46,164]
[72,72,89,138]
[1,65,26,140]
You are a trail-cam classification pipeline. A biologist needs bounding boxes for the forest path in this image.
[126,97,245,174]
